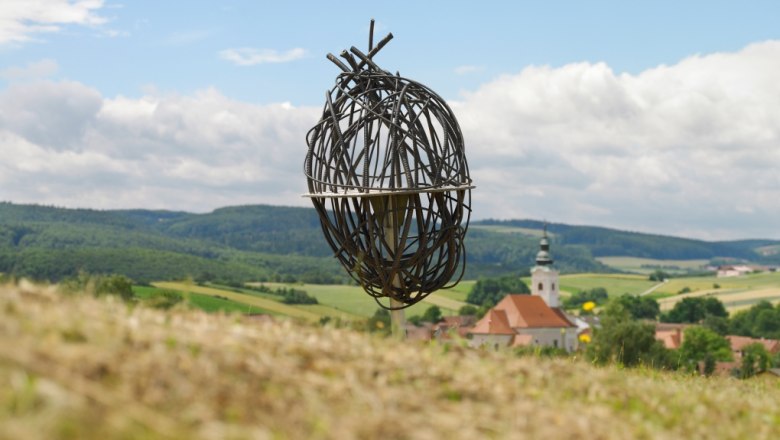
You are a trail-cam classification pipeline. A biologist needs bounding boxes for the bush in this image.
[458,305,478,316]
[649,270,670,282]
[367,309,391,335]
[60,272,135,302]
[145,290,184,310]
[278,288,318,305]
[563,287,608,310]
[736,343,771,379]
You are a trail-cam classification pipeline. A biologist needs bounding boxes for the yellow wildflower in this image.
[582,301,596,311]
[579,333,591,343]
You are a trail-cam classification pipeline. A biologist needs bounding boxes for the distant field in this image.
[434,280,474,302]
[652,272,780,311]
[153,282,322,321]
[597,256,709,274]
[654,271,780,296]
[134,285,270,315]
[469,224,549,237]
[556,273,657,296]
[756,244,780,256]
[248,282,467,318]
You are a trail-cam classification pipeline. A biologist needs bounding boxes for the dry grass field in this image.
[653,272,780,311]
[3,281,780,439]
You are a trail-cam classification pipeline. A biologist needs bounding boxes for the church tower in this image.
[531,225,560,307]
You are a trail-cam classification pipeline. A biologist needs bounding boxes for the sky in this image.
[1,0,780,240]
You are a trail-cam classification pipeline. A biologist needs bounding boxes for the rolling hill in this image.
[1,202,778,284]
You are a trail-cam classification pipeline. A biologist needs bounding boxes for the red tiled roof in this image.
[495,295,575,329]
[471,309,515,335]
[442,315,477,327]
[727,335,780,353]
[551,307,576,327]
[656,329,683,350]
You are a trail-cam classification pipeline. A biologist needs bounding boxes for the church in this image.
[469,228,579,351]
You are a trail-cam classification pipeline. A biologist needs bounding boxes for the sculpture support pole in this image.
[384,196,406,340]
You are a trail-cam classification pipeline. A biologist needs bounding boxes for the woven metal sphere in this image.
[304,24,473,309]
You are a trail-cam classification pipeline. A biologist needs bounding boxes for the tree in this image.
[614,295,660,320]
[587,300,670,368]
[701,315,729,336]
[756,309,780,338]
[679,326,732,373]
[702,297,728,318]
[421,306,443,323]
[458,305,478,316]
[727,301,780,339]
[466,276,529,307]
[738,343,771,379]
[648,270,670,282]
[662,297,728,323]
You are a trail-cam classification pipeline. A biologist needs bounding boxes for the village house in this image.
[726,335,780,359]
[654,322,689,350]
[716,265,755,278]
[654,326,780,376]
[469,229,578,351]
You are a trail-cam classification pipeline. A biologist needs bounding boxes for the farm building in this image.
[717,265,754,278]
[470,229,578,351]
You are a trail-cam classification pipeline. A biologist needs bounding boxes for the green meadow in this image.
[143,281,470,321]
[597,256,710,274]
[553,273,657,296]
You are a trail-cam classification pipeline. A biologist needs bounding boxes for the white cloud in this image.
[0,0,107,45]
[0,59,59,80]
[3,41,780,239]
[455,40,780,238]
[219,47,306,66]
[0,80,320,212]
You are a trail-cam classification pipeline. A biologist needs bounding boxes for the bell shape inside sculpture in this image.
[311,189,469,307]
[305,76,471,196]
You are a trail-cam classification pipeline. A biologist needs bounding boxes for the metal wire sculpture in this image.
[304,20,473,309]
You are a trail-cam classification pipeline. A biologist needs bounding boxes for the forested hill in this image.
[476,219,780,262]
[1,202,777,283]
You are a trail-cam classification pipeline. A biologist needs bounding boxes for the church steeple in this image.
[535,223,553,266]
[531,222,560,307]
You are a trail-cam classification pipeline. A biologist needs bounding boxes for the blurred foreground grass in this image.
[2,281,780,439]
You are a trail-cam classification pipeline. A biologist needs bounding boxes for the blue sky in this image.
[5,1,779,104]
[2,1,780,240]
